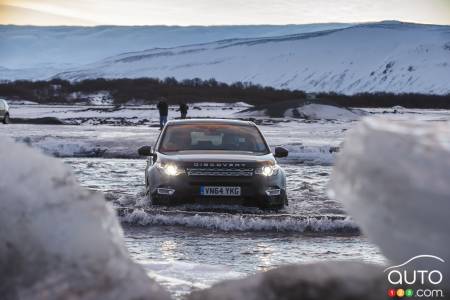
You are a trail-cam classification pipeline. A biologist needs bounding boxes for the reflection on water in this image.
[256,243,274,271]
[161,240,178,260]
[124,225,386,299]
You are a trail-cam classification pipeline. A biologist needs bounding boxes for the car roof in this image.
[165,118,256,126]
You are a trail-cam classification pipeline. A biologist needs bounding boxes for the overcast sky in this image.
[1,0,449,26]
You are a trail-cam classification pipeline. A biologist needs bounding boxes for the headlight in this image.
[156,162,184,176]
[255,164,279,176]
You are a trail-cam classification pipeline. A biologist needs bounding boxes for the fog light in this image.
[157,188,175,195]
[265,189,281,196]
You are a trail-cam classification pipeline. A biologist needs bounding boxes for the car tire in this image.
[146,179,164,206]
[3,113,9,124]
[146,178,155,205]
[148,192,155,205]
[259,201,284,211]
[151,197,163,206]
[269,204,284,211]
[260,193,287,211]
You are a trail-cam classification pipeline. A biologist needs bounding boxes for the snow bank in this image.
[3,99,38,105]
[330,117,450,289]
[234,108,268,118]
[16,135,112,157]
[188,261,386,300]
[119,208,358,233]
[0,138,170,300]
[237,103,367,122]
[279,144,339,165]
[67,91,113,105]
[9,103,248,126]
[285,104,365,121]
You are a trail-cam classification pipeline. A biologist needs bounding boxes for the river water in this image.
[64,157,385,298]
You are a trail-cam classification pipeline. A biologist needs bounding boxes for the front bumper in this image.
[148,170,286,208]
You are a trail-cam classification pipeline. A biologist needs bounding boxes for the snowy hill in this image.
[1,22,449,95]
[0,24,350,69]
[55,22,450,95]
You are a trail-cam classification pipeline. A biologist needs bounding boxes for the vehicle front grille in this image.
[186,168,254,177]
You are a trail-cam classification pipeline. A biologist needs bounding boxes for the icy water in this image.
[65,158,341,216]
[64,157,386,298]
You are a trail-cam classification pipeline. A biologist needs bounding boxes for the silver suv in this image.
[0,99,10,124]
[138,119,289,209]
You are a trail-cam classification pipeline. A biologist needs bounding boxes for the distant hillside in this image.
[0,23,350,69]
[1,78,449,108]
[1,21,449,95]
[54,22,450,95]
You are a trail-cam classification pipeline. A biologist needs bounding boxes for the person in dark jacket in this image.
[179,102,188,119]
[157,100,168,130]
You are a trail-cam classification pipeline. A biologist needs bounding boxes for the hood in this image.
[157,151,275,166]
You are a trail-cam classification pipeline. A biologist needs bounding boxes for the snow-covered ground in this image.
[284,104,367,121]
[5,104,352,164]
[8,102,251,125]
[5,103,450,163]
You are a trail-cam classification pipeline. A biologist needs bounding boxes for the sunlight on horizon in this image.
[0,0,449,26]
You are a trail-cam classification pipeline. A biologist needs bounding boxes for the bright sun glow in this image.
[0,0,449,26]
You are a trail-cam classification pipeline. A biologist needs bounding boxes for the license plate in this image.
[200,186,241,196]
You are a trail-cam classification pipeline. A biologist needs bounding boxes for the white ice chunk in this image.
[0,138,170,300]
[330,117,450,290]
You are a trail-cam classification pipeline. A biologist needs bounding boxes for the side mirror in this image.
[274,146,288,158]
[138,146,152,156]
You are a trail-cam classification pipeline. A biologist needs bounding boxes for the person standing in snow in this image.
[157,100,168,130]
[179,102,188,119]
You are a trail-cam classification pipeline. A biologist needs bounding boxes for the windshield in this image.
[158,123,270,154]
